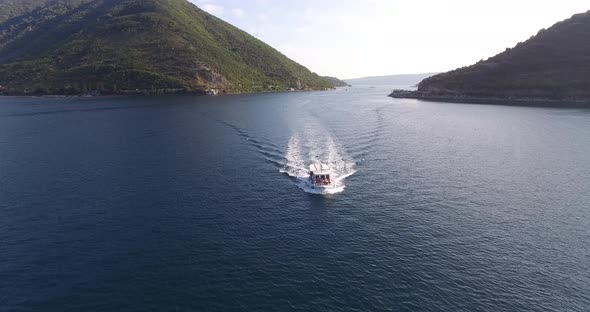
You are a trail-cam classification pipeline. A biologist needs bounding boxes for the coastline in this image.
[0,87,338,99]
[389,90,590,108]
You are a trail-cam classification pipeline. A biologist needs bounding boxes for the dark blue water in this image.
[1,87,589,311]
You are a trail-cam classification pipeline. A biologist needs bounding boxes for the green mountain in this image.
[323,76,350,87]
[0,0,340,95]
[393,11,590,103]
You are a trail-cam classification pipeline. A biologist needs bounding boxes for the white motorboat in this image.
[309,163,334,188]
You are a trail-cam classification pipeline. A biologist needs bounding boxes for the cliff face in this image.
[0,0,339,95]
[416,11,590,102]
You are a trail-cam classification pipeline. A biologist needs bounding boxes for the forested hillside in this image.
[0,0,340,95]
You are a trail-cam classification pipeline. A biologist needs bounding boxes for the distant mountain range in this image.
[391,11,590,104]
[346,73,438,86]
[0,0,346,95]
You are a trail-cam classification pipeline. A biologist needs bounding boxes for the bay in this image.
[1,87,589,311]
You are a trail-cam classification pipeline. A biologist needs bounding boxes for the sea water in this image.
[1,87,589,311]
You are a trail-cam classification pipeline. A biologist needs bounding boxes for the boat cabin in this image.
[309,163,332,186]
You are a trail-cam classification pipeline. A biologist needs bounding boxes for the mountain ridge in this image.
[0,0,344,95]
[390,11,590,104]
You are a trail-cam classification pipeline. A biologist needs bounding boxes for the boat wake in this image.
[217,117,356,195]
[281,134,356,195]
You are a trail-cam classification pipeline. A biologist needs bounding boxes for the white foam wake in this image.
[281,134,356,195]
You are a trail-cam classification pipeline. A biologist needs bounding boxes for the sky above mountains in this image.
[189,0,589,79]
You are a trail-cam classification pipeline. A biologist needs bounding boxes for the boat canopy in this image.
[309,163,331,175]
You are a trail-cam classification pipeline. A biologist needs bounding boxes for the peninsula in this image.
[390,11,590,105]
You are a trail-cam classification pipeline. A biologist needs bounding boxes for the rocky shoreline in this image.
[388,90,590,107]
[0,87,338,98]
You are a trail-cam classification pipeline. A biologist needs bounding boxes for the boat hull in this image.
[309,178,334,189]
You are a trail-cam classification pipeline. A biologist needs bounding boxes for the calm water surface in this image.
[1,87,589,311]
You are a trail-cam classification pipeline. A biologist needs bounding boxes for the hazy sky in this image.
[189,0,589,79]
